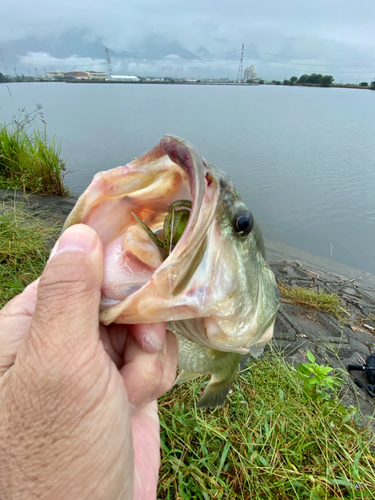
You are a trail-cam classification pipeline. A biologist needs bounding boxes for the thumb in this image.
[25,224,104,357]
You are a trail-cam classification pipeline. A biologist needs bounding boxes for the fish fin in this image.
[197,377,234,409]
[247,344,265,359]
[174,370,201,386]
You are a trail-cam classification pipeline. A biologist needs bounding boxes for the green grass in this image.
[0,202,61,306]
[158,356,375,499]
[1,205,374,499]
[0,107,70,196]
[278,282,349,321]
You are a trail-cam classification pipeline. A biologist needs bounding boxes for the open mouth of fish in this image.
[64,135,279,355]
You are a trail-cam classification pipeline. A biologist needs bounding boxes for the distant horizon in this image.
[1,11,374,84]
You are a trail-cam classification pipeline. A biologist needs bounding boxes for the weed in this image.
[295,349,345,400]
[0,202,61,306]
[0,105,70,196]
[278,282,348,320]
[158,356,375,499]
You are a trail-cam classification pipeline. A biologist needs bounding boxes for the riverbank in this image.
[1,189,375,429]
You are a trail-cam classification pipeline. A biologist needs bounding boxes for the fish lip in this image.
[157,135,214,255]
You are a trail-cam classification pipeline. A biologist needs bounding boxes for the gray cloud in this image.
[0,0,374,82]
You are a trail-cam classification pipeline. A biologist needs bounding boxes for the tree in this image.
[282,79,290,85]
[307,73,324,84]
[290,76,298,85]
[0,72,10,83]
[298,74,309,84]
[359,82,368,87]
[370,80,375,90]
[320,75,334,87]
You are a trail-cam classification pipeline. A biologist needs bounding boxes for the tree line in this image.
[271,73,375,89]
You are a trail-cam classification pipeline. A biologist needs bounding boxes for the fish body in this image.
[63,136,279,408]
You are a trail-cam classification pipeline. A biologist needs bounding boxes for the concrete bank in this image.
[2,190,375,430]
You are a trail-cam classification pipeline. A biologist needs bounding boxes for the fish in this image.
[63,135,280,408]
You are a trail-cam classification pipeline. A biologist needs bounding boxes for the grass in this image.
[0,202,61,307]
[0,106,70,196]
[278,282,348,321]
[158,356,375,499]
[1,204,374,499]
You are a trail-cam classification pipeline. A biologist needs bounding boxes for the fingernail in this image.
[141,325,164,352]
[54,224,98,256]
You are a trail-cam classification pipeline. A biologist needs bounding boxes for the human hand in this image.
[0,224,178,500]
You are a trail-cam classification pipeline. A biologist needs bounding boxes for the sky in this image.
[0,0,375,82]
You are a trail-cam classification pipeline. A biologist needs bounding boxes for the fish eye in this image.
[233,210,254,236]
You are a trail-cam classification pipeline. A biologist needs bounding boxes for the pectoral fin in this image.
[175,370,201,385]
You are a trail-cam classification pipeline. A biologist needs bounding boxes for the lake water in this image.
[1,82,375,274]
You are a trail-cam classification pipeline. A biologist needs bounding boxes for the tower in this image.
[236,44,244,83]
[105,48,113,77]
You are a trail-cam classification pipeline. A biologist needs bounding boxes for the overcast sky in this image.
[1,0,375,82]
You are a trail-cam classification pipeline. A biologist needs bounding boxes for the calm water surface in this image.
[1,83,374,273]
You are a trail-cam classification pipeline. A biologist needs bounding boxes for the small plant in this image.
[0,105,70,196]
[278,282,348,320]
[295,349,345,400]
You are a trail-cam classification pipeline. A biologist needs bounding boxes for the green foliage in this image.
[159,354,375,499]
[282,79,290,85]
[278,282,348,320]
[0,72,11,83]
[0,202,61,306]
[0,105,70,196]
[320,75,334,87]
[295,350,345,400]
[290,76,298,85]
[370,80,375,90]
[359,82,368,87]
[298,74,309,84]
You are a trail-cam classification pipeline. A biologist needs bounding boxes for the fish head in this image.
[63,135,279,354]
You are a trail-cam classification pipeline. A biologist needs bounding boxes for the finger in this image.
[0,279,39,376]
[100,322,168,368]
[120,330,178,410]
[129,322,167,353]
[99,323,128,368]
[19,224,104,365]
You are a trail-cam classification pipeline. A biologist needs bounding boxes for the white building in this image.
[86,71,107,80]
[243,65,258,82]
[107,75,140,82]
[45,70,64,79]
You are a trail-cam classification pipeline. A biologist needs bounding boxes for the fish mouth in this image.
[63,135,219,304]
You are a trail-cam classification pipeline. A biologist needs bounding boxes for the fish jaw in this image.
[64,135,279,359]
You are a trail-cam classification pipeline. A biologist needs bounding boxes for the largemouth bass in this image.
[63,136,279,408]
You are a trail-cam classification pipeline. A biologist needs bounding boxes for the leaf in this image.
[306,349,316,363]
[297,364,311,376]
[216,441,230,478]
[258,456,271,467]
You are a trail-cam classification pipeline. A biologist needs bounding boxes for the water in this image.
[1,82,375,273]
